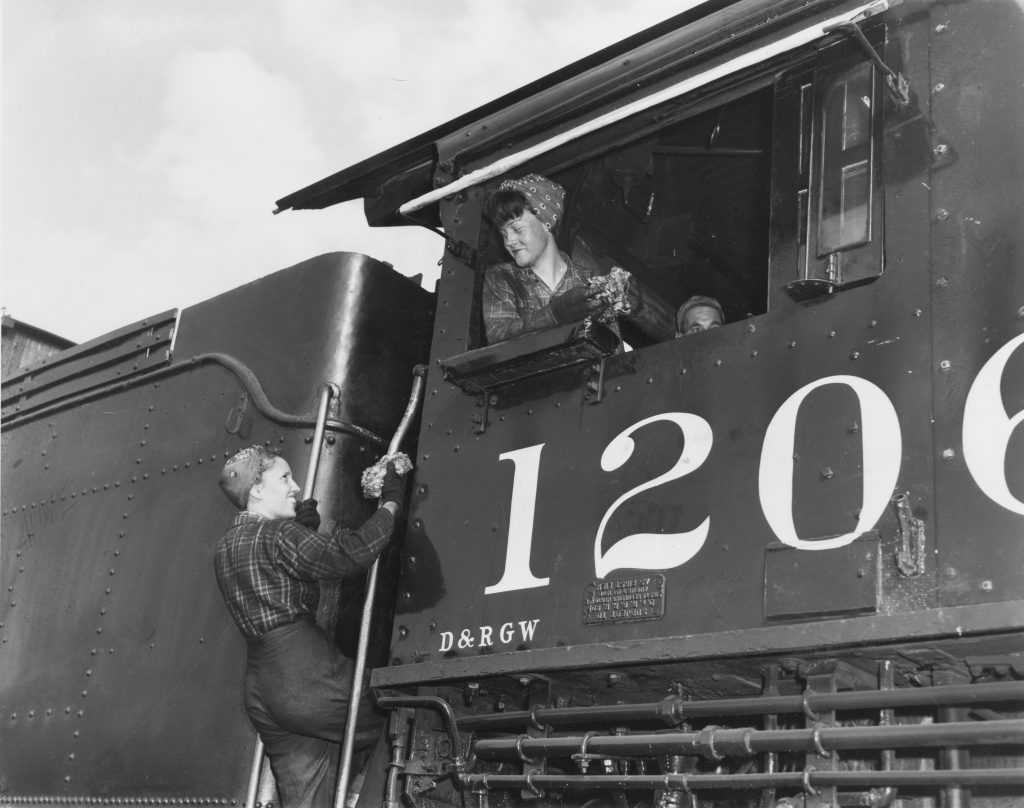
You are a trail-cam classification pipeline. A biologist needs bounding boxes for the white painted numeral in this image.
[963,332,1024,514]
[759,375,902,550]
[594,413,713,578]
[485,444,550,594]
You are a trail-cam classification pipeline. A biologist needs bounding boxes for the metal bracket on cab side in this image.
[444,237,478,268]
[892,492,927,576]
[823,19,911,107]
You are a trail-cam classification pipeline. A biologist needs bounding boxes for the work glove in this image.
[549,287,597,324]
[294,498,321,531]
[380,462,406,511]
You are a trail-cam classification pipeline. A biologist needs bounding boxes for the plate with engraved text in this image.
[583,574,666,625]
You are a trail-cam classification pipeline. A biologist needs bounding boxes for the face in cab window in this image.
[682,306,723,334]
[499,211,553,269]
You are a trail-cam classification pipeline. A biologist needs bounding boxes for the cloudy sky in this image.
[2,1,699,343]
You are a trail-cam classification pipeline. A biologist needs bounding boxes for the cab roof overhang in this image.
[273,0,844,227]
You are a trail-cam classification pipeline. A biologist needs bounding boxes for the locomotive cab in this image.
[431,14,899,404]
[2,0,1020,807]
[276,0,1024,806]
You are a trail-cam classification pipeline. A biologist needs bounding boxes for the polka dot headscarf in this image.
[498,174,565,230]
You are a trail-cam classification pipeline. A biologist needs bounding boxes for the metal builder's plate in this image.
[583,574,666,625]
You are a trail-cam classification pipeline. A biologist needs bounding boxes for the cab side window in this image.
[467,27,887,354]
[471,84,774,352]
[772,32,885,305]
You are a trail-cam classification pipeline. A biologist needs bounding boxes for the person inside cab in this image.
[675,294,725,337]
[482,174,618,344]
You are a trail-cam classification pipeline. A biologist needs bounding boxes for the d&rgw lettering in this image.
[438,619,541,652]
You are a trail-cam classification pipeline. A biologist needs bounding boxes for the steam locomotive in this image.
[3,0,1022,806]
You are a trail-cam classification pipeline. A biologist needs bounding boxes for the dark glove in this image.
[294,498,321,530]
[379,462,406,510]
[549,286,593,324]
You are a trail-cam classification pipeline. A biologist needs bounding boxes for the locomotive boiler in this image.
[4,0,1024,806]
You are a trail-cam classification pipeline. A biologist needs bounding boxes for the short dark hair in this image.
[483,188,528,228]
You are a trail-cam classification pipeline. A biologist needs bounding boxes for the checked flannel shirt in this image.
[482,252,602,344]
[214,509,394,641]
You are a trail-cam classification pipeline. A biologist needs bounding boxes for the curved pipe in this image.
[193,354,384,444]
[2,351,387,447]
[376,694,467,772]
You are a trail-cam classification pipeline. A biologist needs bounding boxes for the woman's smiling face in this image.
[250,456,300,519]
[499,209,553,268]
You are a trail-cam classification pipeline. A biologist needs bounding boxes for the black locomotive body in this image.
[1,257,436,800]
[3,0,1023,806]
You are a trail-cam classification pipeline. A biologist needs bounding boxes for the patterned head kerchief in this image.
[218,445,280,510]
[498,174,565,230]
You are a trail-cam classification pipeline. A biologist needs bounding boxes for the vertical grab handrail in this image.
[244,382,341,808]
[335,366,428,808]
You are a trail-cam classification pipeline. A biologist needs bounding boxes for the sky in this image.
[2,1,701,344]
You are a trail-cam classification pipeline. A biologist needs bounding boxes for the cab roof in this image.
[273,0,833,225]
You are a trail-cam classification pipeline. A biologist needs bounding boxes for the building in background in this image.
[1,309,76,379]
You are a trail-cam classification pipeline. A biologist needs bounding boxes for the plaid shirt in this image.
[483,253,602,344]
[214,509,394,641]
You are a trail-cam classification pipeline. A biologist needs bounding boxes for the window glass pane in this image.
[818,63,873,254]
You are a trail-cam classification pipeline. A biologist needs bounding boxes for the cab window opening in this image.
[474,84,773,350]
[568,84,773,345]
[472,34,884,350]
